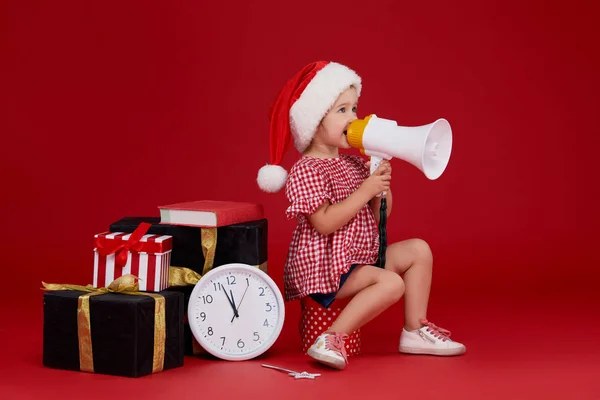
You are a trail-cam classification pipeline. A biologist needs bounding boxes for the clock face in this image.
[187,263,285,361]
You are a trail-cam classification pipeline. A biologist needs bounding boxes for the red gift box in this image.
[299,297,361,356]
[93,223,173,292]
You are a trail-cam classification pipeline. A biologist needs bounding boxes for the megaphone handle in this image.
[370,156,386,197]
[370,156,382,175]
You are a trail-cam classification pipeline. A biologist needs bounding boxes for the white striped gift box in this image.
[93,231,173,292]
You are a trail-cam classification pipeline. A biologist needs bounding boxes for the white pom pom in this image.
[257,164,288,193]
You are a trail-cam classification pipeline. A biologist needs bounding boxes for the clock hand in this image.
[221,285,239,318]
[231,280,250,323]
[229,289,240,319]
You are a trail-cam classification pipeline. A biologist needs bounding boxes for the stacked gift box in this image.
[42,200,267,377]
[108,215,268,356]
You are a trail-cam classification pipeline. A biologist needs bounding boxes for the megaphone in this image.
[346,114,453,180]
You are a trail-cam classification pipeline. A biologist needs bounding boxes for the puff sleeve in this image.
[285,163,333,220]
[350,155,370,180]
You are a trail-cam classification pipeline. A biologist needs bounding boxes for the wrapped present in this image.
[94,222,172,292]
[299,297,361,356]
[42,275,184,378]
[109,217,268,275]
[173,284,201,356]
[108,217,268,357]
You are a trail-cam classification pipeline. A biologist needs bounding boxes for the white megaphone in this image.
[346,114,452,180]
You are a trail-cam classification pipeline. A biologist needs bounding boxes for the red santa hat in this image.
[257,61,362,193]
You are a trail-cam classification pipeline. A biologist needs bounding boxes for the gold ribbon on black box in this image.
[171,227,268,284]
[200,227,217,276]
[41,274,166,374]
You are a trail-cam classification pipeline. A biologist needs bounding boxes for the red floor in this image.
[2,291,598,399]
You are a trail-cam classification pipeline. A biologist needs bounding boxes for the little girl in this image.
[257,61,466,370]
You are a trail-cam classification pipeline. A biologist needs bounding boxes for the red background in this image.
[2,0,600,396]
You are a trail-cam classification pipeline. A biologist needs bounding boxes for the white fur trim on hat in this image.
[290,62,362,152]
[257,164,288,193]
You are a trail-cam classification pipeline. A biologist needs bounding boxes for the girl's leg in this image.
[384,238,433,331]
[327,265,405,334]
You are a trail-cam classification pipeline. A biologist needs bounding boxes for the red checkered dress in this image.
[283,154,379,301]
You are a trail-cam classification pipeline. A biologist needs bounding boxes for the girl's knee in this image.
[380,271,405,301]
[409,238,433,263]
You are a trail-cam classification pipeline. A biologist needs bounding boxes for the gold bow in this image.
[169,266,202,286]
[42,274,166,374]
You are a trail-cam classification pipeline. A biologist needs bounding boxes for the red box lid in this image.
[94,231,172,254]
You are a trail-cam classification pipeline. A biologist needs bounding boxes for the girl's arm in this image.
[307,187,373,236]
[308,166,390,235]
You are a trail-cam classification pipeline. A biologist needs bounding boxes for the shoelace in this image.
[325,332,349,364]
[420,319,451,342]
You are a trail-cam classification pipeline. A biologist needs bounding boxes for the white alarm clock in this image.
[187,263,285,361]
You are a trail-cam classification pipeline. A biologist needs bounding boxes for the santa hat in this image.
[257,61,362,193]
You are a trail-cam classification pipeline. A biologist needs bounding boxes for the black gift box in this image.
[43,290,184,377]
[109,217,268,274]
[170,285,198,355]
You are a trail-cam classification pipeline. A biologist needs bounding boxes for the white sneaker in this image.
[307,332,349,370]
[399,319,466,356]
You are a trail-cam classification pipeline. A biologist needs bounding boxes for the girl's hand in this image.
[360,162,391,198]
[365,160,392,176]
[378,160,392,176]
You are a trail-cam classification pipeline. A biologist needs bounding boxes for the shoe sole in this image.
[307,347,346,370]
[399,346,466,356]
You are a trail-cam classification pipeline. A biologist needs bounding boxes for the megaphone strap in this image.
[376,198,388,268]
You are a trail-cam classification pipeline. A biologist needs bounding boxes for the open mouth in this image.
[343,130,348,135]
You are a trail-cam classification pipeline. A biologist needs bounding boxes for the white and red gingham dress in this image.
[283,154,379,301]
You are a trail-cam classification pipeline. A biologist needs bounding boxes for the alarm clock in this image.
[187,263,285,361]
